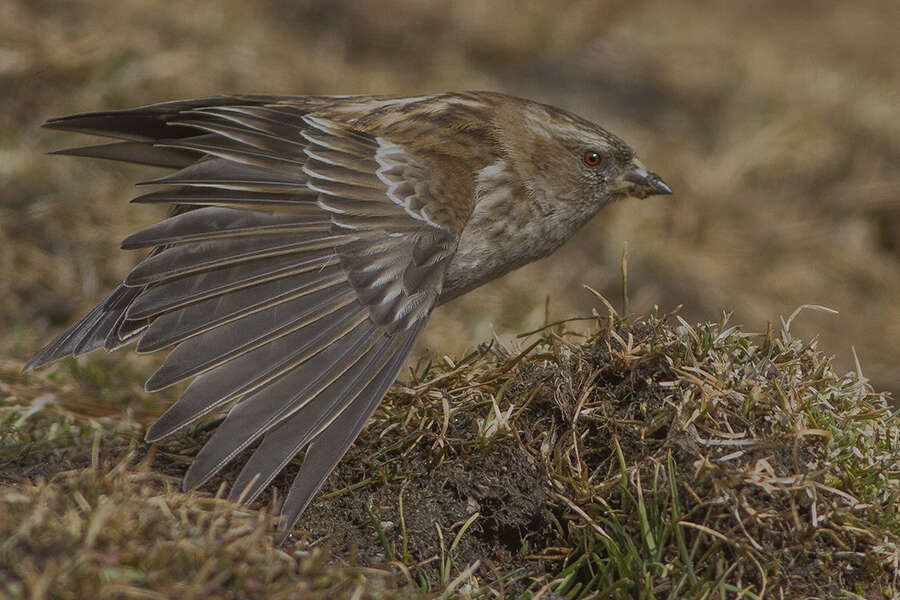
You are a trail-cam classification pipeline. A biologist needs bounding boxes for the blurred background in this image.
[2,0,898,402]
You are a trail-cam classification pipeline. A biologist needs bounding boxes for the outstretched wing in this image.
[26,98,463,529]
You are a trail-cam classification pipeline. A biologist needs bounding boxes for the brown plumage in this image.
[25,91,671,530]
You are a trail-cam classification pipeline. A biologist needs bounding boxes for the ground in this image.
[3,309,899,598]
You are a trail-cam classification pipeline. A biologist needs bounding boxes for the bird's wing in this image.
[26,99,462,529]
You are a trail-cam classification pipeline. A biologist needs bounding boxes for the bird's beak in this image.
[619,160,672,199]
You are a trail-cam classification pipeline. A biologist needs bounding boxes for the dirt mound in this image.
[4,306,897,598]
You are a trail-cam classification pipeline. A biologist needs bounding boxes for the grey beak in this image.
[626,168,673,197]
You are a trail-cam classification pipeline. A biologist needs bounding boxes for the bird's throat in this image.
[438,159,588,304]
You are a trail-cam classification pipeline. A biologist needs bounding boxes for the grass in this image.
[3,299,898,598]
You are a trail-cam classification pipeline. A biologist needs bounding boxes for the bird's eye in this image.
[583,151,603,167]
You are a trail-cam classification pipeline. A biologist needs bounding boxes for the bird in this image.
[25,91,672,530]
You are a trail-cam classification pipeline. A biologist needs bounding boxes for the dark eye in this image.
[583,151,603,167]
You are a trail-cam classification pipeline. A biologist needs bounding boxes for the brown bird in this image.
[25,91,671,530]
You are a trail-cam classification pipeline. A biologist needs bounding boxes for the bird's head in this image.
[495,99,672,215]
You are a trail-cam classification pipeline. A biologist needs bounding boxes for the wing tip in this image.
[144,422,165,443]
[41,115,78,131]
[22,352,51,373]
[45,147,79,157]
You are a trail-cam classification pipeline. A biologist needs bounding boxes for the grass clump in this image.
[2,303,898,598]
